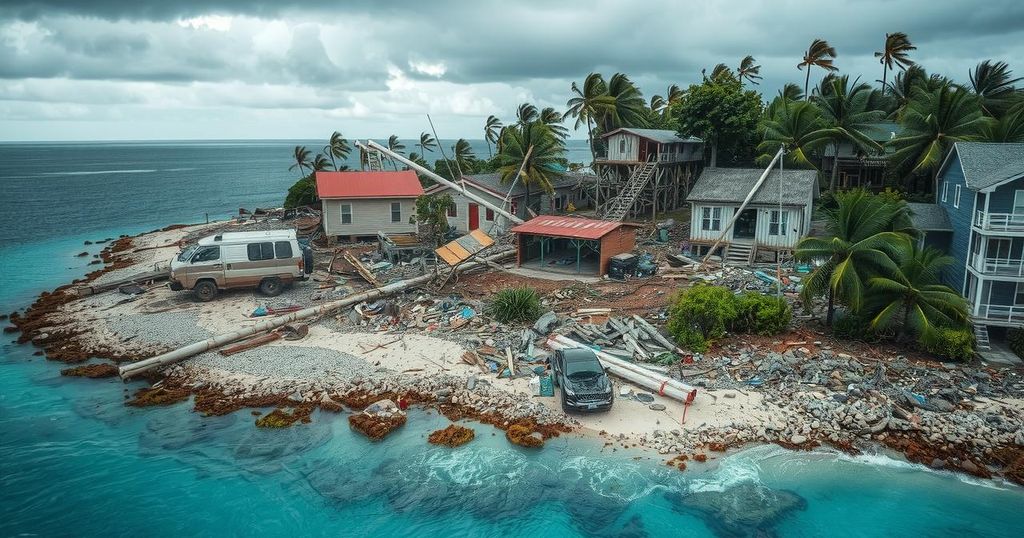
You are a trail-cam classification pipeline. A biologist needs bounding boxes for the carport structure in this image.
[510,216,638,276]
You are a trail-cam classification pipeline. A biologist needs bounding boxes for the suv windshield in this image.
[565,356,602,377]
[177,245,198,262]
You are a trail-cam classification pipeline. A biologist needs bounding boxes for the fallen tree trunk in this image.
[119,248,515,380]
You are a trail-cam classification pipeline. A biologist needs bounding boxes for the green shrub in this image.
[922,328,975,362]
[486,287,543,324]
[732,293,792,335]
[667,285,739,353]
[1009,328,1024,358]
[284,175,317,208]
[831,311,881,342]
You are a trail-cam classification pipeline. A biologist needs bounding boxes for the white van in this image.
[169,230,312,301]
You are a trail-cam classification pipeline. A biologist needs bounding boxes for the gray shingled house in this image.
[686,168,819,263]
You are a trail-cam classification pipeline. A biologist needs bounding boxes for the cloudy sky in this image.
[2,0,1022,141]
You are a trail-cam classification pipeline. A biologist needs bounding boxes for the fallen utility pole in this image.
[698,145,784,270]
[547,335,697,403]
[357,139,524,225]
[119,247,515,380]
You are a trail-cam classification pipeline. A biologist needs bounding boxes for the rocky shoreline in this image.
[4,222,1024,485]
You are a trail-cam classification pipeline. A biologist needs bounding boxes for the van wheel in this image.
[193,280,217,302]
[259,277,283,297]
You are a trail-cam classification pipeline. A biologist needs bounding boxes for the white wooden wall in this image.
[606,133,639,161]
[689,203,804,248]
[322,198,418,237]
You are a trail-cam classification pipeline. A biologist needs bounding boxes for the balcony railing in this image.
[970,254,1024,277]
[974,211,1024,232]
[596,151,697,163]
[974,303,1024,324]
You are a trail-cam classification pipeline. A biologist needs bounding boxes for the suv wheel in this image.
[193,280,217,302]
[259,277,283,297]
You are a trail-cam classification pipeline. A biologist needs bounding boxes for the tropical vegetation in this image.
[666,285,791,352]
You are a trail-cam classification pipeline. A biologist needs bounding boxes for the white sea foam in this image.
[41,169,158,176]
[685,445,789,493]
[556,455,661,502]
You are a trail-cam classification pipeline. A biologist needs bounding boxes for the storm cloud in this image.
[1,0,1023,140]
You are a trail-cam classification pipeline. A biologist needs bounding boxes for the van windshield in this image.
[177,245,197,262]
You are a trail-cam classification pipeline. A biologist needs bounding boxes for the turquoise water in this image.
[2,141,1024,536]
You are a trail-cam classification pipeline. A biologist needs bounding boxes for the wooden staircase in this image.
[973,323,991,351]
[725,243,754,266]
[602,159,658,221]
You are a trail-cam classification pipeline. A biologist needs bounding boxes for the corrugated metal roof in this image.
[686,168,819,206]
[315,170,424,199]
[600,128,702,145]
[906,202,953,232]
[510,216,631,240]
[950,142,1024,190]
[435,229,495,266]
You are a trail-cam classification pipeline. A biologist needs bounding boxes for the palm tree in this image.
[649,94,667,114]
[865,243,969,342]
[983,102,1024,142]
[516,103,539,126]
[969,60,1023,117]
[387,135,406,170]
[757,100,833,169]
[813,75,887,190]
[451,138,476,175]
[323,131,351,171]
[418,132,438,155]
[601,73,648,132]
[311,153,332,172]
[797,38,838,98]
[664,84,685,109]
[539,107,569,139]
[884,65,929,119]
[708,63,732,81]
[737,55,762,85]
[874,32,916,93]
[795,189,913,325]
[888,82,991,177]
[484,115,503,159]
[494,122,565,214]
[289,145,312,179]
[566,73,612,166]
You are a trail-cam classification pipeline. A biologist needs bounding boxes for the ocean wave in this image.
[556,455,662,502]
[41,169,158,176]
[831,450,1016,491]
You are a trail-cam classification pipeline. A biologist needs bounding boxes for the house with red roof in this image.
[315,170,424,239]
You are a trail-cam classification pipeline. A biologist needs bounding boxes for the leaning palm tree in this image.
[451,138,476,175]
[649,94,667,114]
[665,84,685,108]
[756,100,833,169]
[813,75,887,190]
[516,103,539,127]
[539,107,569,139]
[865,243,969,342]
[417,132,438,155]
[323,131,351,171]
[888,82,991,177]
[289,145,312,179]
[969,60,1024,117]
[387,135,406,170]
[737,55,762,85]
[601,73,648,132]
[983,101,1024,142]
[566,72,612,165]
[874,32,916,93]
[484,115,503,158]
[494,122,565,214]
[795,189,913,325]
[797,38,838,98]
[311,153,333,172]
[884,65,929,119]
[708,63,732,80]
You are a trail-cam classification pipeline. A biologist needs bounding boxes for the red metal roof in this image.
[315,170,424,199]
[510,216,631,240]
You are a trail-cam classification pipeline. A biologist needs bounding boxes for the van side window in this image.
[247,242,274,261]
[193,246,220,262]
[274,241,293,259]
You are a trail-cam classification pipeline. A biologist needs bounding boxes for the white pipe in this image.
[359,140,524,225]
[547,335,697,403]
[119,248,515,380]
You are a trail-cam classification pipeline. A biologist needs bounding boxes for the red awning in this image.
[315,170,424,199]
[510,216,628,240]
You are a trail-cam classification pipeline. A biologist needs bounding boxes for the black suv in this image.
[550,348,614,412]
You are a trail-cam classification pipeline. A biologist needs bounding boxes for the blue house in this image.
[936,142,1024,341]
